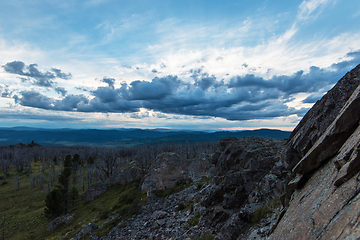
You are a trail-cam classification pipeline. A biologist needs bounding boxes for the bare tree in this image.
[30,174,37,189]
[39,173,45,190]
[14,174,20,190]
[0,150,11,176]
[95,149,121,181]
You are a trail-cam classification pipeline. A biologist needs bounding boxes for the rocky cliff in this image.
[269,63,360,239]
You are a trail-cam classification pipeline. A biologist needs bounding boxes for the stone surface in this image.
[282,64,360,170]
[47,213,75,231]
[293,84,360,174]
[269,157,360,240]
[71,223,98,240]
[269,64,360,239]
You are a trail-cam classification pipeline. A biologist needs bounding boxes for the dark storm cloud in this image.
[13,90,89,111]
[92,86,120,103]
[2,61,72,87]
[13,91,53,109]
[13,89,141,114]
[78,97,141,113]
[191,69,217,90]
[125,75,180,100]
[10,50,360,122]
[228,66,343,96]
[331,50,360,71]
[101,77,115,88]
[55,87,67,96]
[0,85,12,98]
[3,61,26,75]
[51,68,72,80]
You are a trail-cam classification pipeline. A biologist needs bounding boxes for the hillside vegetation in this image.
[0,141,217,239]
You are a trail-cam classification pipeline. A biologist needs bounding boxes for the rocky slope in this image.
[87,137,288,240]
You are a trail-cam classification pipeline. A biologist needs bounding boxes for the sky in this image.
[0,0,360,131]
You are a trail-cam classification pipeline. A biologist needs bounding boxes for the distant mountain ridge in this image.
[0,127,291,147]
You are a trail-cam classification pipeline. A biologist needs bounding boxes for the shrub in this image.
[191,234,215,240]
[44,188,65,219]
[99,209,111,220]
[268,197,281,209]
[152,179,193,198]
[189,212,201,227]
[113,180,145,220]
[250,205,271,224]
[177,202,186,211]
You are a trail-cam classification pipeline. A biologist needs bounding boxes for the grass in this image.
[196,176,213,189]
[152,179,193,198]
[177,201,194,212]
[188,212,201,227]
[0,173,50,239]
[191,234,215,240]
[50,179,146,239]
[249,197,281,224]
[250,205,272,224]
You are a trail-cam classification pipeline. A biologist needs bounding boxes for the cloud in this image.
[0,85,12,98]
[302,92,325,103]
[14,91,53,110]
[92,86,120,103]
[124,76,180,100]
[9,50,360,122]
[55,87,67,96]
[51,68,72,80]
[331,50,360,71]
[13,90,89,111]
[101,77,115,88]
[130,111,149,119]
[2,61,72,87]
[297,0,331,20]
[191,69,217,90]
[228,65,346,96]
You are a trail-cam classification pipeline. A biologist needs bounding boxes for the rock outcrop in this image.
[200,137,288,240]
[282,64,360,170]
[270,64,360,239]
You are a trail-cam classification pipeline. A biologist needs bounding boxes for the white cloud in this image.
[297,0,333,20]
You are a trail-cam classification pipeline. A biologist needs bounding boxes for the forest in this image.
[0,141,218,239]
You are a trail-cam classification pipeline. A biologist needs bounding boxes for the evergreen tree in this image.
[44,156,72,218]
[44,188,64,218]
[58,166,71,214]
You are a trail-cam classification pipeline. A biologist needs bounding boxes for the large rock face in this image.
[270,64,360,239]
[282,64,360,170]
